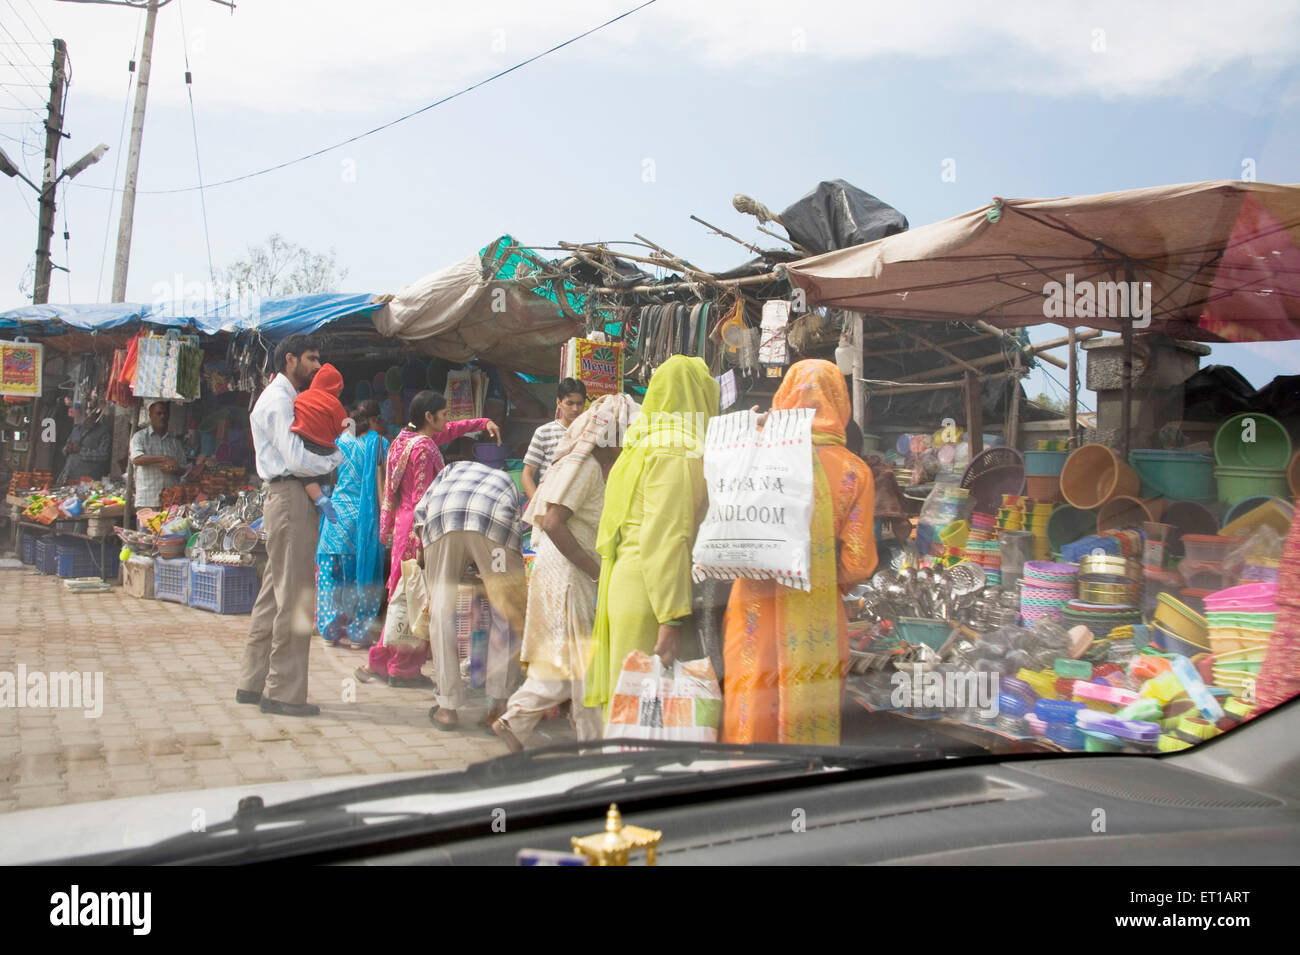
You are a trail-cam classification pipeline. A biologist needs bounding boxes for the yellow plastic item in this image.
[1016,668,1058,699]
[1158,735,1193,752]
[1218,496,1294,540]
[1141,671,1187,704]
[1154,594,1210,648]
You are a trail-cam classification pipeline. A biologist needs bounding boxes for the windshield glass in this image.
[1,1,1298,862]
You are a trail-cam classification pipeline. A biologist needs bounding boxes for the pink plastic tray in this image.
[1203,582,1279,611]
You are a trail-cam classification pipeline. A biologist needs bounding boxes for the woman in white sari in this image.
[493,394,638,752]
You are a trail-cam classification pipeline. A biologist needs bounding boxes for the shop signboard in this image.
[0,338,42,398]
[561,337,624,402]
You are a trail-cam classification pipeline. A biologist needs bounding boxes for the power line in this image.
[97,14,141,299]
[74,0,660,196]
[0,21,48,79]
[21,0,57,38]
[5,0,54,47]
[177,0,213,283]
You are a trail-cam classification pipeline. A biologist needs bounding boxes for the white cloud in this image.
[32,0,1300,113]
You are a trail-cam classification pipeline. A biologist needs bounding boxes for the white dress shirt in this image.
[250,373,343,482]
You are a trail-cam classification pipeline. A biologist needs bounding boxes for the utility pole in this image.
[33,39,68,306]
[111,0,161,303]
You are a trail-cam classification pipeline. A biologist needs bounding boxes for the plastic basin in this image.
[1129,449,1215,501]
[1154,593,1209,647]
[1096,495,1165,533]
[1214,412,1292,469]
[1219,496,1294,540]
[1161,500,1220,559]
[1214,466,1288,507]
[1047,504,1097,552]
[895,617,954,651]
[1024,451,1068,476]
[1061,444,1140,509]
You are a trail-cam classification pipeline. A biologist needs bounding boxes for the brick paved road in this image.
[0,569,566,813]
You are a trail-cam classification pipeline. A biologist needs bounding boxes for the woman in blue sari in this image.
[317,399,389,648]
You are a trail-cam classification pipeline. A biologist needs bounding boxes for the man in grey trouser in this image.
[237,334,342,717]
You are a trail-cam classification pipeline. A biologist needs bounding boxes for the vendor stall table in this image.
[849,694,1061,756]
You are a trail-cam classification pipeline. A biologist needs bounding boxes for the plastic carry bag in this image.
[691,407,815,591]
[604,650,722,742]
[381,559,429,649]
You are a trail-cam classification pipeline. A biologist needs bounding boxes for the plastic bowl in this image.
[1203,582,1279,611]
[894,617,954,651]
[1096,495,1165,533]
[1161,500,1221,559]
[1060,444,1140,510]
[1024,450,1069,476]
[1214,412,1292,469]
[1151,623,1207,658]
[1155,593,1210,647]
[1129,449,1215,501]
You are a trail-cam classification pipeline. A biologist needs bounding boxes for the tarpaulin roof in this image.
[371,235,586,375]
[0,292,386,339]
[785,180,1300,343]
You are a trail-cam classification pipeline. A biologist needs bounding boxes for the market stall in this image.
[785,180,1300,753]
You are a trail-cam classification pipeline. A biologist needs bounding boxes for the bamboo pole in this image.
[965,371,984,457]
[862,368,1017,396]
[879,317,985,376]
[1068,326,1079,445]
[689,214,767,256]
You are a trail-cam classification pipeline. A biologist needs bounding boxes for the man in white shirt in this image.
[129,402,186,509]
[237,334,343,717]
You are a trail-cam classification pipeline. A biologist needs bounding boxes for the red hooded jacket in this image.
[291,363,347,450]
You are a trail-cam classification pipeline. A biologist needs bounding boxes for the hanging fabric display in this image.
[132,330,203,401]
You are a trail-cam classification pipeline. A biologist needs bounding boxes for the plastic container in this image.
[1024,474,1062,503]
[19,534,37,565]
[1060,444,1140,509]
[1213,412,1292,469]
[1222,495,1274,528]
[188,563,258,614]
[1161,500,1220,559]
[474,442,507,469]
[1214,465,1288,507]
[1023,450,1068,476]
[1154,593,1210,647]
[1127,449,1214,501]
[894,617,953,650]
[1179,534,1235,564]
[1096,495,1165,533]
[1219,496,1294,540]
[1047,504,1096,553]
[1203,582,1278,611]
[154,557,191,605]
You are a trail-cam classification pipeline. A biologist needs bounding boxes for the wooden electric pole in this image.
[110,0,161,303]
[33,39,68,306]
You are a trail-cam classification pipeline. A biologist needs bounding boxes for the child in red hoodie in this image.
[291,362,348,523]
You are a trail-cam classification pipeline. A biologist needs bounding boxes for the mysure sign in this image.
[0,338,42,398]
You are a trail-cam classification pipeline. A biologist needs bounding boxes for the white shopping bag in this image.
[604,650,721,742]
[691,407,815,591]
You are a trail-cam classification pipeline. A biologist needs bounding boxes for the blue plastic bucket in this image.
[1023,450,1068,476]
[1129,449,1214,501]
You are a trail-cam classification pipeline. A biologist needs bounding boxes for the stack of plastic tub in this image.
[1213,413,1292,507]
[1204,582,1277,697]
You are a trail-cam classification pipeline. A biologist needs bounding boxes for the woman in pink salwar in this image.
[362,390,499,686]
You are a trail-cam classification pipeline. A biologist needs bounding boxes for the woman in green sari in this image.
[584,355,720,716]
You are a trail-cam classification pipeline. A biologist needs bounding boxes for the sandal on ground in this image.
[428,705,458,731]
[353,667,386,685]
[492,719,523,754]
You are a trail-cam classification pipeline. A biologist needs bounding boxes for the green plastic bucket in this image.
[1213,466,1288,507]
[1214,413,1292,469]
[1129,449,1214,501]
[1046,504,1096,553]
[1023,450,1068,476]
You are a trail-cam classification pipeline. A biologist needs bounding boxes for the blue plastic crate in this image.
[20,533,37,565]
[188,563,258,615]
[34,535,72,575]
[154,557,191,604]
[55,539,119,579]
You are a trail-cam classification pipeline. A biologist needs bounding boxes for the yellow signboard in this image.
[0,339,42,398]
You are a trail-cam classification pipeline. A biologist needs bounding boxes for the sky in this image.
[3,0,1300,405]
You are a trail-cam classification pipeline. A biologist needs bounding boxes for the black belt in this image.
[268,475,303,484]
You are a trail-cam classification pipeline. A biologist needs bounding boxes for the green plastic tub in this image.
[1023,450,1068,476]
[1047,504,1096,552]
[895,617,953,651]
[1129,449,1214,501]
[1214,466,1288,507]
[1214,413,1292,469]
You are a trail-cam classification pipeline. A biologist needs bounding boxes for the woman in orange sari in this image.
[722,359,878,745]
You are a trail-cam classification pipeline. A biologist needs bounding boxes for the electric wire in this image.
[73,0,659,195]
[177,0,214,284]
[96,10,143,299]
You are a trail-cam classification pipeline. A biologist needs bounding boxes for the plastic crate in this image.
[20,533,37,565]
[188,563,258,614]
[55,539,119,579]
[34,535,71,574]
[154,557,191,604]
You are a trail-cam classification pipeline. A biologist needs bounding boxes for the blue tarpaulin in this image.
[0,292,384,339]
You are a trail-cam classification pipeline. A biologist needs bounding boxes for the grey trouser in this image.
[239,480,319,704]
[423,530,524,710]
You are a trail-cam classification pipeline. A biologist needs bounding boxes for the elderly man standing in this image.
[416,460,527,732]
[129,401,185,512]
[60,406,114,484]
[237,334,343,717]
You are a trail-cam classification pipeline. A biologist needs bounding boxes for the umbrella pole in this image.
[965,371,983,458]
[1120,265,1139,458]
[1068,326,1078,445]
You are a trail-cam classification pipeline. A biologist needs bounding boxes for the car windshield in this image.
[1,1,1298,863]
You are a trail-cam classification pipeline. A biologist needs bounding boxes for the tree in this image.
[217,234,349,298]
[1031,391,1070,414]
